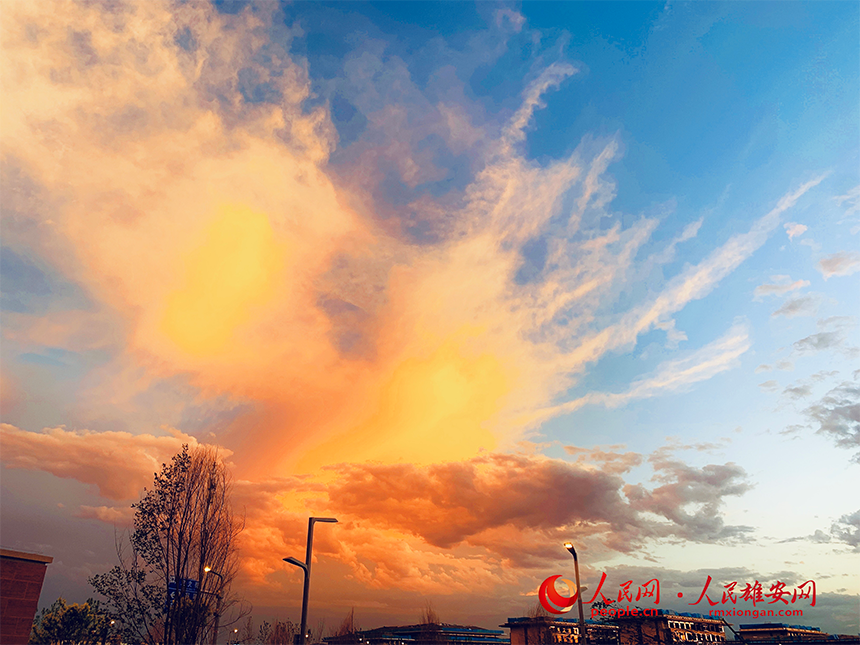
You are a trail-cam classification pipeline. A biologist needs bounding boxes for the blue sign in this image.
[184,578,199,600]
[167,576,199,601]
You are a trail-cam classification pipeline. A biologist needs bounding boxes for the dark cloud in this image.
[326,454,638,550]
[627,454,753,542]
[801,381,860,462]
[815,593,860,635]
[325,451,753,567]
[831,509,860,550]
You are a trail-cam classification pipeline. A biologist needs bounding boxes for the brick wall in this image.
[0,549,53,645]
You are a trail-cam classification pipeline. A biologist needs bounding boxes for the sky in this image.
[1,0,859,637]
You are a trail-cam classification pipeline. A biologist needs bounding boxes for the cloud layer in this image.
[1,0,847,617]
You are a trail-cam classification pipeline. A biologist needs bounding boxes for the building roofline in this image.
[501,618,615,627]
[0,548,54,564]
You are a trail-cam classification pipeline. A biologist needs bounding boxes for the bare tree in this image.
[310,617,328,644]
[333,608,359,641]
[527,602,551,619]
[90,444,246,645]
[420,603,439,626]
[259,619,298,645]
[335,608,356,636]
[523,602,553,645]
[419,602,442,644]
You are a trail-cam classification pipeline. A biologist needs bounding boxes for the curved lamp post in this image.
[563,542,588,645]
[284,517,338,645]
[204,566,224,645]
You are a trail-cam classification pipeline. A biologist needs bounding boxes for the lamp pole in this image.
[204,566,224,645]
[284,517,338,645]
[563,542,588,645]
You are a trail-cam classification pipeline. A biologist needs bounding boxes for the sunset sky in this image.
[1,0,859,636]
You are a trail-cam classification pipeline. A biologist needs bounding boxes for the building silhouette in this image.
[324,623,510,645]
[736,622,860,643]
[0,548,54,645]
[502,616,619,644]
[609,609,725,644]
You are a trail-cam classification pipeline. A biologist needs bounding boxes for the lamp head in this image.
[283,556,307,572]
[563,542,577,558]
[204,566,212,573]
[312,517,338,523]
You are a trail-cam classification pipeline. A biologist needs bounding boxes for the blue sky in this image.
[1,0,858,636]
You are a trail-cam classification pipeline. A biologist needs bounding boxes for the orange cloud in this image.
[161,204,288,355]
[296,334,507,472]
[0,374,23,418]
[226,449,754,597]
[2,0,821,483]
[75,505,135,525]
[0,0,813,612]
[0,424,210,500]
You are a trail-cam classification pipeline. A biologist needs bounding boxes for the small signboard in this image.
[184,578,199,600]
[167,576,199,601]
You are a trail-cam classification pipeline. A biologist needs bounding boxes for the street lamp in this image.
[204,566,224,645]
[563,542,588,645]
[284,517,338,645]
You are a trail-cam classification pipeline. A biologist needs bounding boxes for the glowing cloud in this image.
[161,205,287,355]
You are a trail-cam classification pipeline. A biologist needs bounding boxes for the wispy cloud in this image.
[835,185,860,214]
[754,277,809,299]
[772,294,818,318]
[818,251,860,278]
[531,323,751,422]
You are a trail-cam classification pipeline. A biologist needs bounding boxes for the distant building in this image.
[324,623,510,645]
[0,548,54,645]
[738,623,825,641]
[610,609,725,644]
[737,622,860,643]
[501,616,620,644]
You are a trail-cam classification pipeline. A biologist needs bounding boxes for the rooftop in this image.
[0,548,54,564]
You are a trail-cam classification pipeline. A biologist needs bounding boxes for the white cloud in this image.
[835,185,860,214]
[784,222,807,240]
[534,323,751,419]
